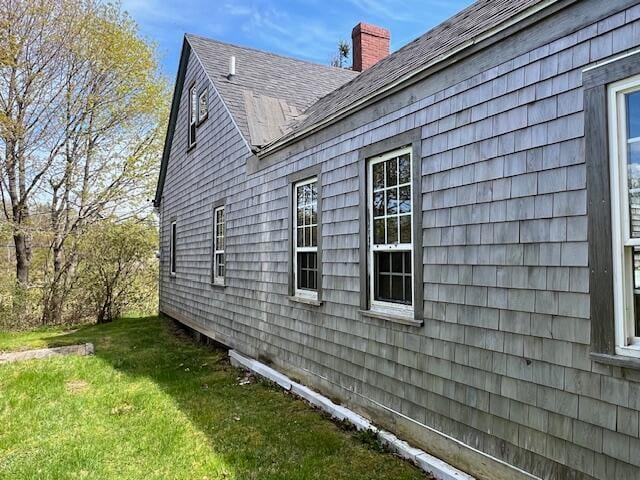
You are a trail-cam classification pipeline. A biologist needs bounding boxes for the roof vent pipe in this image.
[228,56,236,79]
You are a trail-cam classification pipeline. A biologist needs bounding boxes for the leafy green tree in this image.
[41,2,168,324]
[75,219,157,324]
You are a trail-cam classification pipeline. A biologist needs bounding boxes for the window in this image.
[368,147,413,313]
[188,84,197,147]
[610,75,640,357]
[213,206,225,284]
[293,178,318,299]
[170,221,177,275]
[198,89,208,124]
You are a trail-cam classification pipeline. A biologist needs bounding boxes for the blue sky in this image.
[122,0,474,78]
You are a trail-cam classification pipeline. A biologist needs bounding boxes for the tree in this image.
[40,2,167,324]
[75,219,157,324]
[330,40,351,69]
[0,0,166,326]
[0,0,84,285]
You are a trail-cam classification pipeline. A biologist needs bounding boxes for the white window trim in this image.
[293,177,318,301]
[213,206,225,285]
[198,88,208,124]
[188,84,197,147]
[170,220,177,276]
[609,74,640,358]
[367,146,413,316]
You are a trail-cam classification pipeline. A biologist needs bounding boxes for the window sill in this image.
[359,309,423,327]
[187,143,197,153]
[211,281,226,290]
[288,295,322,307]
[590,352,640,370]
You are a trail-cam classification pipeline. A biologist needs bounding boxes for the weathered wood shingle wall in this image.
[160,2,640,479]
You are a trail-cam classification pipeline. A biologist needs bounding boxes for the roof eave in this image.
[257,0,569,160]
[154,37,191,208]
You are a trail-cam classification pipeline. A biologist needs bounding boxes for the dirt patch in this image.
[65,380,89,394]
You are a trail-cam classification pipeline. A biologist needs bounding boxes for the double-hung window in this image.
[294,178,318,299]
[170,220,177,276]
[213,206,225,285]
[368,147,413,314]
[198,89,208,124]
[188,84,197,147]
[609,75,640,357]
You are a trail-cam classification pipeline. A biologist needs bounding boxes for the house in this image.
[154,0,640,478]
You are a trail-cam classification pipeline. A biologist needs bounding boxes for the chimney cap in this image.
[352,22,390,40]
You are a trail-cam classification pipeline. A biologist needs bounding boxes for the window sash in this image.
[609,75,640,356]
[188,85,197,147]
[367,147,413,313]
[293,177,318,298]
[198,89,208,123]
[213,206,225,284]
[170,221,176,275]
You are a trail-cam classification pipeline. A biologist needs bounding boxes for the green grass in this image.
[0,316,427,480]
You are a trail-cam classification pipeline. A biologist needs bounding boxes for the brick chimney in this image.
[351,22,390,72]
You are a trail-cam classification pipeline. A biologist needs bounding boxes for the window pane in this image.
[297,252,317,291]
[373,163,385,190]
[373,191,385,217]
[386,188,398,215]
[304,226,311,247]
[387,217,398,244]
[374,218,385,244]
[297,186,304,209]
[400,215,411,243]
[386,158,398,186]
[302,206,311,227]
[297,207,304,226]
[629,142,640,238]
[199,91,208,121]
[399,154,411,184]
[171,223,176,273]
[627,91,640,139]
[297,227,304,247]
[311,225,317,247]
[374,251,412,305]
[191,88,197,123]
[399,185,411,213]
[310,182,317,202]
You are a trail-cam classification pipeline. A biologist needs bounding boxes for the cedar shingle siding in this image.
[158,1,640,479]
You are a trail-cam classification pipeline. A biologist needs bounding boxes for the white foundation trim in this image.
[229,349,475,480]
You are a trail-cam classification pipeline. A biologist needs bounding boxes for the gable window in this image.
[368,147,413,313]
[294,178,318,299]
[609,75,640,358]
[170,220,177,276]
[198,89,208,124]
[188,84,197,147]
[213,206,225,284]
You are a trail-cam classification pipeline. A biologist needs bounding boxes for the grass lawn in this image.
[0,316,427,480]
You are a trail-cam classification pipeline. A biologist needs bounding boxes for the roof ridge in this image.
[184,33,360,75]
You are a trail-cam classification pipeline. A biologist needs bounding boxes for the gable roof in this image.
[187,34,359,149]
[154,35,358,206]
[258,0,561,157]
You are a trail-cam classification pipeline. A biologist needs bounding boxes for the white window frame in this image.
[213,206,225,285]
[367,146,413,316]
[609,74,640,358]
[198,88,208,124]
[170,220,177,276]
[188,84,197,147]
[293,177,318,301]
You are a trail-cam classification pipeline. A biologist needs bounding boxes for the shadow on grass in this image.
[37,315,427,480]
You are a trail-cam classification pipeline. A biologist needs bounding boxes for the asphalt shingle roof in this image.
[186,34,358,148]
[265,0,552,150]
